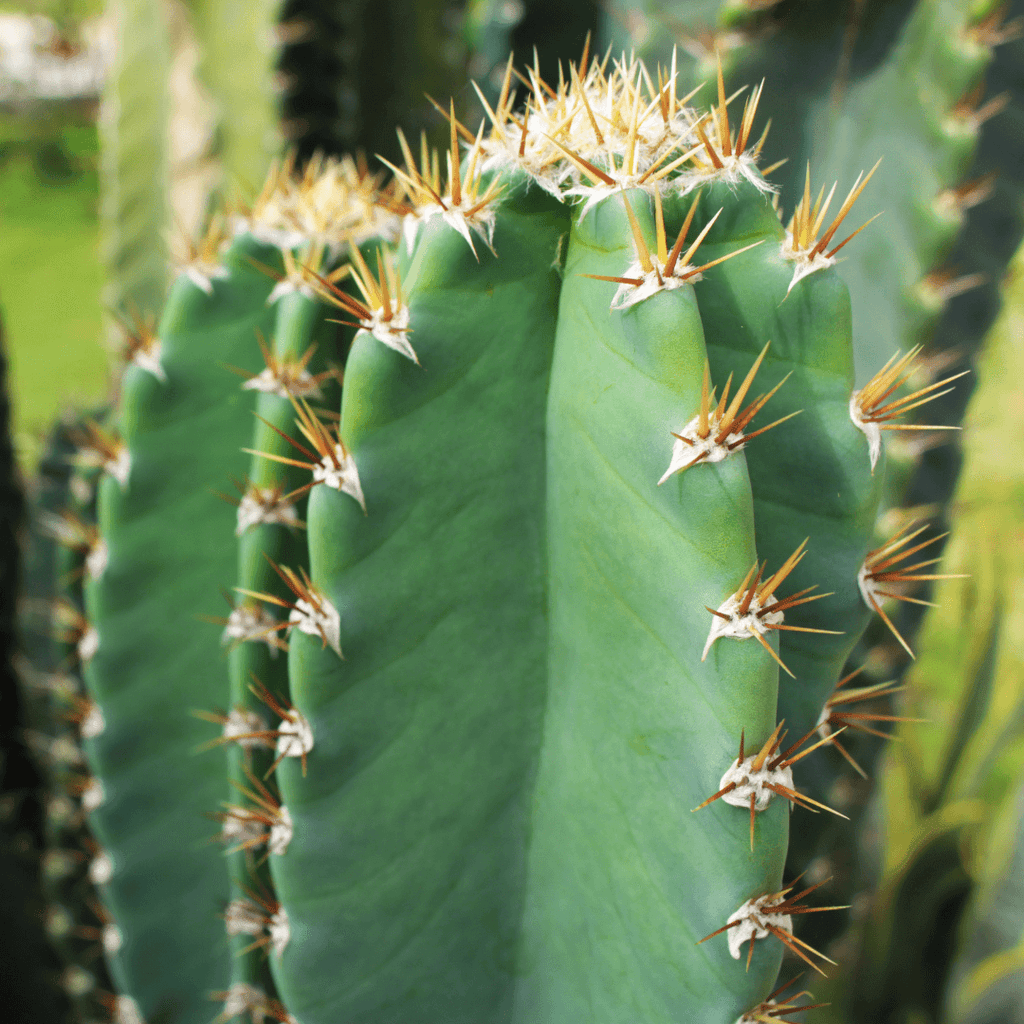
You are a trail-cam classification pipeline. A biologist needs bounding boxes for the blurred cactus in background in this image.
[3,1,1024,1023]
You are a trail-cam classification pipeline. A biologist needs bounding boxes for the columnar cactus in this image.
[29,51,968,1024]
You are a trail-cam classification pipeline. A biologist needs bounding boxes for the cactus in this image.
[8,46,978,1024]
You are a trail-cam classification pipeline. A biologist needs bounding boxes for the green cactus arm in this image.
[81,234,279,1024]
[262,178,567,1022]
[253,178,790,1023]
[669,181,883,744]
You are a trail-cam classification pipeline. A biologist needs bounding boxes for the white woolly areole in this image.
[703,590,784,661]
[357,301,416,363]
[675,155,774,198]
[857,558,883,613]
[222,707,271,750]
[47,795,75,826]
[131,339,166,381]
[269,805,293,856]
[221,606,281,658]
[183,262,230,296]
[849,389,882,471]
[224,899,266,937]
[77,626,99,663]
[106,447,131,488]
[222,983,268,1022]
[103,923,123,954]
[269,908,290,957]
[609,259,697,311]
[276,711,314,760]
[61,965,93,997]
[86,538,108,581]
[726,895,794,960]
[81,702,105,740]
[266,277,316,306]
[241,366,324,401]
[289,596,342,656]
[114,995,145,1024]
[780,230,837,295]
[718,754,795,812]
[236,489,301,536]
[312,446,365,511]
[88,851,113,886]
[221,810,265,848]
[81,777,105,812]
[815,699,833,741]
[659,412,744,485]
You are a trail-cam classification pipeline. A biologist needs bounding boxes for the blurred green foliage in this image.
[0,102,108,466]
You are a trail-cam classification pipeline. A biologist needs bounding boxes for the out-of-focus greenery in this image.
[0,103,108,466]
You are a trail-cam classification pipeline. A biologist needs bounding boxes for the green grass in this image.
[0,108,108,467]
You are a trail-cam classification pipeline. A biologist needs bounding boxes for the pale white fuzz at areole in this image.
[268,805,293,856]
[114,995,145,1024]
[703,588,784,660]
[357,300,415,363]
[312,446,365,511]
[850,388,883,470]
[717,752,796,814]
[236,487,302,535]
[221,707,271,750]
[224,899,266,937]
[241,364,324,401]
[660,410,745,485]
[269,908,290,957]
[726,895,794,961]
[88,850,113,886]
[85,537,108,581]
[130,337,166,380]
[276,709,314,761]
[77,625,99,663]
[81,777,104,812]
[80,701,105,740]
[221,604,282,657]
[220,984,268,1023]
[220,808,265,848]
